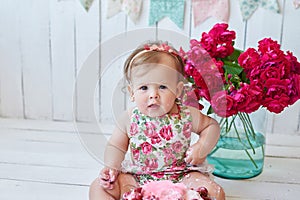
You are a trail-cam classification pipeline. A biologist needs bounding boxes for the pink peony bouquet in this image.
[122,180,212,200]
[180,23,300,170]
[181,23,300,117]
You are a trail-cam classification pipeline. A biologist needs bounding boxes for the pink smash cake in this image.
[122,180,212,200]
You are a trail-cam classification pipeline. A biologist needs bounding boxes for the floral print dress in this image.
[121,103,213,185]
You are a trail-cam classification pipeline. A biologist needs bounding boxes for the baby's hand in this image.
[98,168,119,190]
[185,144,206,165]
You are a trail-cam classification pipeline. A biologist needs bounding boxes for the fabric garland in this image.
[239,0,280,20]
[192,0,229,27]
[79,0,95,11]
[294,0,300,9]
[107,0,143,23]
[149,0,185,29]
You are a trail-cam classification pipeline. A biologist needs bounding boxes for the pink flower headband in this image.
[144,43,179,56]
[129,43,183,67]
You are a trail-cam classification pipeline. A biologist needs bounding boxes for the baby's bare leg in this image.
[118,173,139,196]
[182,172,225,200]
[89,178,120,200]
[89,173,138,200]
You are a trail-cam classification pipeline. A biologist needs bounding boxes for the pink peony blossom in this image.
[144,122,157,138]
[211,91,238,117]
[288,74,300,105]
[263,95,290,114]
[183,122,192,138]
[172,141,184,153]
[286,51,300,75]
[132,148,140,160]
[200,23,235,58]
[262,78,291,113]
[233,84,262,113]
[140,142,152,155]
[184,61,195,77]
[258,38,281,54]
[130,122,138,136]
[163,148,176,164]
[144,158,159,171]
[150,135,161,145]
[159,125,173,141]
[238,48,261,72]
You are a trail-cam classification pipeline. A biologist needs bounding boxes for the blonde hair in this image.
[124,41,185,83]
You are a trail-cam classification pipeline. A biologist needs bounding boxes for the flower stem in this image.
[243,112,256,138]
[244,149,258,169]
[219,112,259,168]
[238,112,256,154]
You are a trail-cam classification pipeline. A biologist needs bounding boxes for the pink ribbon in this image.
[192,0,229,27]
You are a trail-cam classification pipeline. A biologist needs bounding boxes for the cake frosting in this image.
[122,180,211,200]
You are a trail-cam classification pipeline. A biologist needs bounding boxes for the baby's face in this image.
[129,54,183,117]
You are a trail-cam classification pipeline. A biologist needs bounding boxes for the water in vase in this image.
[207,132,265,179]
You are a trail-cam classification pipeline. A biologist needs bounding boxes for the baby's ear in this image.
[127,85,135,102]
[127,85,132,94]
[176,81,184,98]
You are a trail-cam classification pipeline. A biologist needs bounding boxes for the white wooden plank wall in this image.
[19,0,53,120]
[0,0,299,134]
[50,0,76,121]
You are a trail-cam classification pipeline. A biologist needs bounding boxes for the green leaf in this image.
[223,61,244,75]
[227,48,243,61]
[207,105,214,115]
[240,71,250,83]
[187,77,195,84]
[174,119,179,124]
[138,135,146,141]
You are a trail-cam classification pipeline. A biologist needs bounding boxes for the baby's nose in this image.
[149,89,159,99]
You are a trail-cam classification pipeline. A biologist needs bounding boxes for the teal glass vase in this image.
[207,110,267,179]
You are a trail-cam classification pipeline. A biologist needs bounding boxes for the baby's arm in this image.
[185,106,220,165]
[100,111,130,189]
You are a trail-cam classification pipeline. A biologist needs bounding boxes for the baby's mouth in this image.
[148,104,159,109]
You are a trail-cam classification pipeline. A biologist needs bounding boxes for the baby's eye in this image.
[139,86,148,90]
[159,85,167,89]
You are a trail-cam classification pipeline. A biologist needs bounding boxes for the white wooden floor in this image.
[1,118,300,200]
